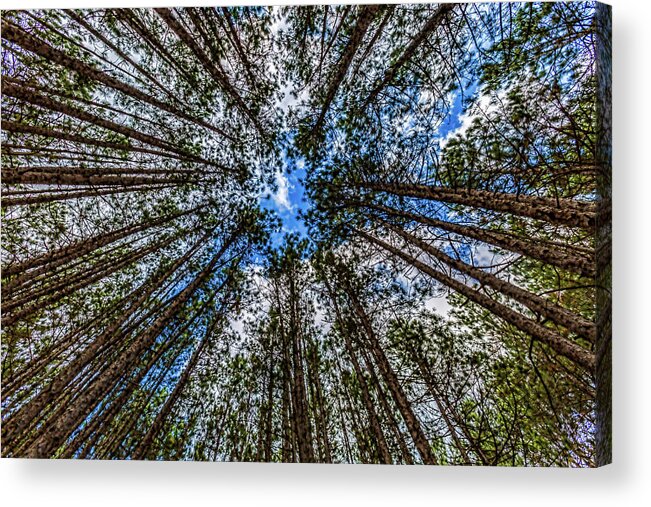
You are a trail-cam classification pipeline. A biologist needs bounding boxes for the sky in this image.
[260,153,309,247]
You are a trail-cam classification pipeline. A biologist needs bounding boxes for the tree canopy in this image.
[1,2,610,466]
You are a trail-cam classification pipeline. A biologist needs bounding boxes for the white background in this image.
[1,0,649,505]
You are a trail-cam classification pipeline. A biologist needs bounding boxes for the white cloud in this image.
[424,295,452,316]
[269,8,288,37]
[277,85,311,114]
[271,170,294,212]
[230,317,245,336]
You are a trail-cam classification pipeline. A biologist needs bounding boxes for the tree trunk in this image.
[312,5,382,135]
[322,275,392,463]
[362,3,456,109]
[1,19,229,138]
[218,7,258,87]
[3,205,202,280]
[359,346,414,464]
[358,201,594,277]
[339,273,438,465]
[2,235,177,326]
[384,222,596,342]
[21,240,233,458]
[64,10,179,104]
[404,339,476,465]
[355,180,597,229]
[154,8,263,136]
[61,323,191,459]
[357,228,595,370]
[1,185,174,208]
[132,290,231,460]
[2,120,197,164]
[0,231,212,452]
[2,81,211,164]
[286,268,315,463]
[2,169,196,188]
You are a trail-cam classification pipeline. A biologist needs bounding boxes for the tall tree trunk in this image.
[64,10,179,103]
[16,227,238,458]
[357,344,414,464]
[2,81,214,165]
[2,235,177,326]
[113,9,202,90]
[1,19,229,138]
[355,180,597,229]
[286,269,315,462]
[5,165,200,177]
[3,205,201,280]
[339,272,438,465]
[322,275,392,463]
[132,288,232,460]
[361,3,457,109]
[218,7,258,87]
[1,185,175,208]
[61,323,192,459]
[1,231,211,451]
[154,8,263,136]
[357,228,595,370]
[383,222,596,342]
[2,169,196,187]
[403,339,476,465]
[263,344,275,462]
[307,345,333,463]
[2,120,198,164]
[312,5,382,136]
[277,305,296,463]
[356,201,594,277]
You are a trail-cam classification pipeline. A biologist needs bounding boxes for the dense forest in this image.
[1,2,611,466]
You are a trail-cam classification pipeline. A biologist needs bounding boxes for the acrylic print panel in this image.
[0,2,611,466]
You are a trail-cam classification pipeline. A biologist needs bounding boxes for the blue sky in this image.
[260,153,309,247]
